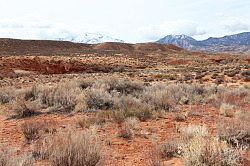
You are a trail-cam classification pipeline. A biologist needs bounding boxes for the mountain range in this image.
[156,32,250,53]
[59,31,250,53]
[58,32,124,44]
[1,31,250,53]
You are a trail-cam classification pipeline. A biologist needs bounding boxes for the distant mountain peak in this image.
[156,32,250,53]
[160,34,195,40]
[170,34,192,39]
[58,32,124,44]
[156,34,198,48]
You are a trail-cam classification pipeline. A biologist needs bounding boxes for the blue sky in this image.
[0,0,250,42]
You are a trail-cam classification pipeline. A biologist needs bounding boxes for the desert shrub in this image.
[0,92,11,104]
[214,76,225,84]
[118,117,138,140]
[21,120,42,142]
[235,110,250,122]
[217,119,250,146]
[47,129,101,166]
[81,77,144,96]
[0,147,10,166]
[226,70,239,77]
[167,84,205,104]
[78,79,95,90]
[141,83,207,110]
[241,70,250,77]
[113,95,154,122]
[111,110,126,123]
[118,124,134,139]
[141,87,176,111]
[11,98,41,118]
[76,116,97,128]
[21,119,57,143]
[141,84,176,111]
[181,137,243,166]
[149,139,180,166]
[0,145,33,166]
[175,114,186,122]
[42,119,57,134]
[83,87,114,111]
[149,149,164,166]
[132,106,154,121]
[124,117,139,130]
[74,93,88,112]
[180,124,209,139]
[184,84,210,104]
[94,111,109,125]
[0,88,14,104]
[38,81,81,112]
[158,141,179,159]
[14,86,40,102]
[216,86,250,107]
[219,103,235,117]
[204,83,218,93]
[23,86,39,101]
[107,77,143,95]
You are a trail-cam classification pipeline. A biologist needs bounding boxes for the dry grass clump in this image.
[83,87,114,111]
[118,117,138,139]
[149,149,164,166]
[74,93,88,112]
[106,77,143,95]
[20,86,39,101]
[11,98,40,118]
[76,115,99,128]
[217,118,250,146]
[235,110,250,122]
[150,124,244,166]
[0,88,13,104]
[21,119,57,143]
[0,147,12,166]
[113,95,154,122]
[216,86,250,107]
[77,77,143,110]
[0,87,42,118]
[158,141,179,159]
[181,136,244,166]
[174,114,186,122]
[0,92,10,104]
[149,138,181,166]
[38,81,81,112]
[8,80,82,113]
[118,123,134,140]
[21,120,42,143]
[0,145,33,166]
[141,83,211,111]
[78,78,96,90]
[141,84,176,111]
[177,123,245,166]
[219,103,235,117]
[44,129,101,166]
[180,124,209,139]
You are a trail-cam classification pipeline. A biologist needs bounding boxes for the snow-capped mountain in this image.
[58,33,124,44]
[202,32,250,46]
[156,32,250,52]
[156,35,199,49]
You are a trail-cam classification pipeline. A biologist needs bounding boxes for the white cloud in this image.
[137,20,206,41]
[222,18,250,32]
[0,19,112,40]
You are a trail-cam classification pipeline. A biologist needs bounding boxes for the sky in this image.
[0,0,250,43]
